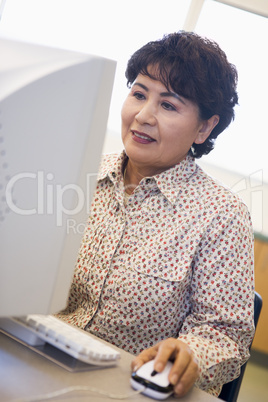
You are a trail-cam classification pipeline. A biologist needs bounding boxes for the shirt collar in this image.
[154,155,197,204]
[98,151,197,204]
[98,151,127,183]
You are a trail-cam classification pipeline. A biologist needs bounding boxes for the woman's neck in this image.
[123,159,150,194]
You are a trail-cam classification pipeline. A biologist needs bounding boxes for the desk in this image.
[0,332,221,402]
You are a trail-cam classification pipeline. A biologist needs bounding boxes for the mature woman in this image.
[58,31,255,398]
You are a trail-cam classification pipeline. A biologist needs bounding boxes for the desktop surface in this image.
[0,332,221,402]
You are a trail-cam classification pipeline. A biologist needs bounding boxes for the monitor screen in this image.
[0,37,116,317]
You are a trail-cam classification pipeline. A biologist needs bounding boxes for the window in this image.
[196,0,268,183]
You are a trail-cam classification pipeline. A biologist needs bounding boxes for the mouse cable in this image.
[7,384,147,402]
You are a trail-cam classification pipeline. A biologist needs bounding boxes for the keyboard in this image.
[0,315,120,367]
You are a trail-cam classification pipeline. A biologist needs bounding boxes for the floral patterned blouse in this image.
[58,151,255,396]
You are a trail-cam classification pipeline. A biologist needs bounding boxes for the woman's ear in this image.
[194,115,220,144]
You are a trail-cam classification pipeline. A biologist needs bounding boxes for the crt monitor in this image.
[0,37,116,317]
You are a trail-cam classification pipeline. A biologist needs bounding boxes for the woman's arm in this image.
[132,201,255,397]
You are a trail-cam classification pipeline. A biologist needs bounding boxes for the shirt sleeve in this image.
[177,200,255,396]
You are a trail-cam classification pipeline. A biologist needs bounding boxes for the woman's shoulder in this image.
[191,163,250,214]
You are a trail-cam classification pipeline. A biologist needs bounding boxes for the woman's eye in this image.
[133,92,145,100]
[162,102,176,111]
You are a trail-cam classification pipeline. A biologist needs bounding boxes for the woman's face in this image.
[121,73,218,177]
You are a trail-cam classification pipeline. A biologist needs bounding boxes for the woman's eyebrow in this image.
[160,91,186,105]
[132,82,148,91]
[133,82,186,105]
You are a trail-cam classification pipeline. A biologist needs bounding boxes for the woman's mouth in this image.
[131,130,155,144]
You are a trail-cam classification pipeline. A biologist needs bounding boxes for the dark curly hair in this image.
[125,31,238,158]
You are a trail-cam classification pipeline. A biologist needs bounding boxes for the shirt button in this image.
[112,172,116,178]
[145,178,151,184]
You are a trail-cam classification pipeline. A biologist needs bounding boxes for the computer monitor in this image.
[0,37,116,317]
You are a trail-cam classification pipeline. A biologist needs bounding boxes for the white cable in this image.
[8,385,146,402]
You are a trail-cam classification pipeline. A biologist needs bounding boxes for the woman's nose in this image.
[135,101,157,125]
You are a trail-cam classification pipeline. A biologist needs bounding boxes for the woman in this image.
[58,31,255,398]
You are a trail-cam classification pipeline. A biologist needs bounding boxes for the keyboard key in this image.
[16,314,120,366]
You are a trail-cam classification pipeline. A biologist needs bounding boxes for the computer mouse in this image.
[130,359,174,400]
